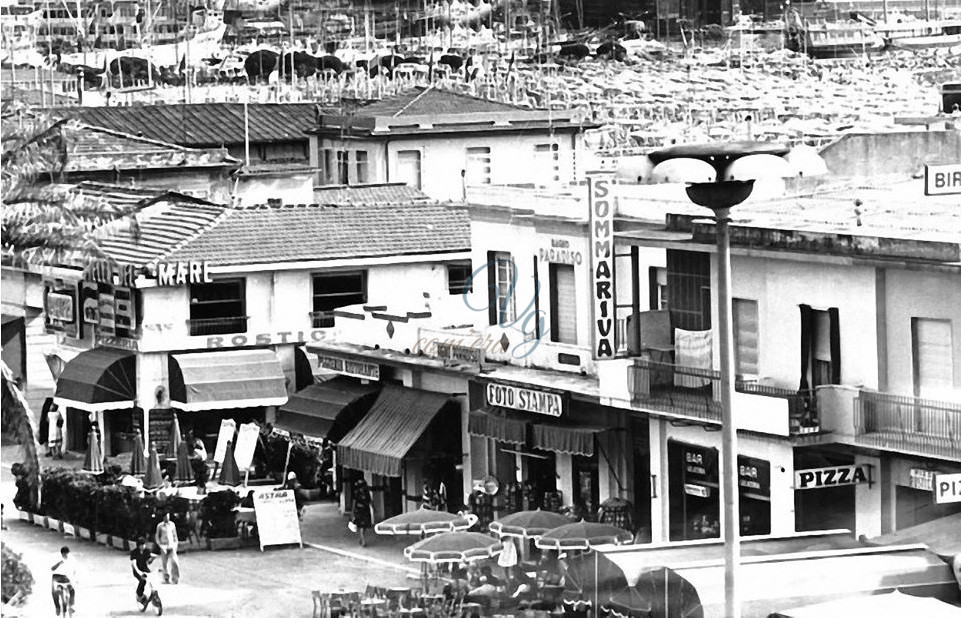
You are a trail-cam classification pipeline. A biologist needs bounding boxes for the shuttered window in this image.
[913,318,954,398]
[487,252,516,326]
[534,143,560,186]
[466,147,492,185]
[549,264,577,344]
[733,298,759,377]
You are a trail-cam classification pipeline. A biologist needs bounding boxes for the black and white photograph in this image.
[1,0,960,615]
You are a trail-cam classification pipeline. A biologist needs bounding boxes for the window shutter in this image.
[828,307,841,384]
[799,304,813,391]
[487,251,497,326]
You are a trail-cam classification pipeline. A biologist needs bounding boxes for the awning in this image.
[532,423,605,457]
[54,347,137,412]
[168,349,288,411]
[467,408,527,445]
[337,384,451,477]
[275,377,381,442]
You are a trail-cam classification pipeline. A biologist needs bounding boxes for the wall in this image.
[125,169,233,204]
[883,268,961,400]
[720,255,879,391]
[819,131,961,179]
[235,173,315,206]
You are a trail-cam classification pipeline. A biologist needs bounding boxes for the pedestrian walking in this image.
[154,512,179,585]
[350,478,373,547]
[48,404,64,459]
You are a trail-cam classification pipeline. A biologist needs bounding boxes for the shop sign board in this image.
[213,418,237,465]
[44,282,79,338]
[794,464,871,490]
[682,444,719,482]
[154,261,213,286]
[98,291,116,335]
[316,355,380,380]
[252,489,303,551]
[46,292,75,322]
[435,341,484,364]
[84,260,138,287]
[909,468,935,492]
[934,473,961,504]
[684,483,710,498]
[539,238,584,265]
[207,329,330,349]
[80,281,99,333]
[924,163,961,195]
[587,173,616,359]
[738,455,771,497]
[484,382,563,417]
[96,335,140,351]
[233,422,259,472]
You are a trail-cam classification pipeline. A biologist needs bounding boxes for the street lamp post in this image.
[649,141,791,618]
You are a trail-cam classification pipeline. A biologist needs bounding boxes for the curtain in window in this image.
[799,304,813,392]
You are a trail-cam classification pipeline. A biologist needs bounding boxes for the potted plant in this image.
[200,490,240,550]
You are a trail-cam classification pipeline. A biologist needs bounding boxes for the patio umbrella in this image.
[129,429,146,476]
[562,550,629,610]
[375,508,478,536]
[603,585,653,618]
[218,440,241,486]
[535,521,634,551]
[174,439,193,484]
[404,531,503,564]
[81,429,104,474]
[169,412,183,459]
[633,567,703,618]
[143,443,162,490]
[489,509,570,539]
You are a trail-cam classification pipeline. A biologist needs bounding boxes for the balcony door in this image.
[799,305,840,391]
[912,318,954,400]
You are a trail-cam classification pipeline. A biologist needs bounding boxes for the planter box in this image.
[77,527,93,540]
[208,536,241,551]
[62,523,76,537]
[95,533,109,545]
[47,517,61,532]
[35,515,47,528]
[16,510,29,522]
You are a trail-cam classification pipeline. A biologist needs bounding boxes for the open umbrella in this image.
[604,585,654,618]
[489,509,570,539]
[536,521,634,551]
[143,443,162,490]
[81,429,104,474]
[404,531,503,564]
[174,439,193,484]
[129,429,146,476]
[562,550,629,610]
[633,567,703,618]
[375,508,478,536]
[218,440,241,486]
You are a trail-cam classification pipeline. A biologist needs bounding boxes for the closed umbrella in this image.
[218,440,241,486]
[174,440,193,484]
[633,567,703,618]
[489,509,570,539]
[169,412,183,459]
[143,443,162,490]
[375,508,478,536]
[536,521,634,551]
[81,429,104,474]
[130,429,146,476]
[404,531,503,564]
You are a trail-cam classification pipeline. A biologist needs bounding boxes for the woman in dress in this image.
[351,478,373,547]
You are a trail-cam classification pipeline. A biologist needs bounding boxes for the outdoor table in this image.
[360,597,387,617]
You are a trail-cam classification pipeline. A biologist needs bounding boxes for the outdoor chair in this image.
[312,591,331,618]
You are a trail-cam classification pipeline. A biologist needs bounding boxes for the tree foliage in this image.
[1,544,34,606]
[1,361,40,509]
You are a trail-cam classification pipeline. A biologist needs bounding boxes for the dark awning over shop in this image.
[337,384,451,477]
[467,408,527,445]
[275,377,381,442]
[54,347,137,412]
[532,423,605,457]
[169,349,287,411]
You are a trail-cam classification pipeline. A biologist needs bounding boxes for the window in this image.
[648,266,668,311]
[733,299,759,377]
[188,279,246,336]
[355,151,369,184]
[336,150,349,185]
[549,263,577,344]
[912,318,953,398]
[465,147,492,185]
[667,250,711,331]
[487,252,516,326]
[322,148,334,185]
[447,262,473,295]
[799,305,839,391]
[311,271,367,327]
[534,143,560,186]
[396,150,422,190]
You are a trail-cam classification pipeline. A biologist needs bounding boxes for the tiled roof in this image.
[166,202,470,266]
[346,86,529,117]
[312,183,432,205]
[62,122,238,173]
[50,103,319,146]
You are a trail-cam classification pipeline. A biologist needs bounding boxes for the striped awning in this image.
[168,349,287,411]
[531,423,605,457]
[467,408,527,445]
[54,347,137,412]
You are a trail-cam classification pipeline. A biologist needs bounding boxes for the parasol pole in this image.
[594,549,598,616]
[281,439,294,482]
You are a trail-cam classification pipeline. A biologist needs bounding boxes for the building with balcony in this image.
[308,86,595,202]
[5,186,470,472]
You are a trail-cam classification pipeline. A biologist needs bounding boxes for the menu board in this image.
[213,419,237,464]
[252,489,303,551]
[234,422,259,472]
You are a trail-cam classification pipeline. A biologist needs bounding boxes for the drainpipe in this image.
[461,169,467,202]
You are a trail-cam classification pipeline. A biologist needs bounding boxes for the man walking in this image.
[154,512,179,584]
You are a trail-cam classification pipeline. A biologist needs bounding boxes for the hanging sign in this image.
[908,468,935,492]
[252,489,303,551]
[794,464,872,490]
[484,382,563,417]
[154,261,213,286]
[316,355,380,380]
[98,290,116,336]
[588,174,616,359]
[44,282,79,338]
[738,455,771,497]
[233,422,260,472]
[934,473,961,504]
[213,418,237,464]
[539,238,583,265]
[684,483,710,498]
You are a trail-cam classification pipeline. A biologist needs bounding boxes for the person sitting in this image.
[443,567,471,600]
[466,566,506,606]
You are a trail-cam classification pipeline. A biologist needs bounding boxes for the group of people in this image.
[445,554,566,611]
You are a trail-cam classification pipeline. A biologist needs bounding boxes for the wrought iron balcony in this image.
[186,316,249,337]
[854,390,961,461]
[629,358,818,434]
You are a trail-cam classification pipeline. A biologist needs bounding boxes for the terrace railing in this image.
[854,390,961,461]
[186,316,249,337]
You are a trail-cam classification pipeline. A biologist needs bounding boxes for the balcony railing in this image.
[186,316,249,337]
[630,358,818,433]
[854,390,961,460]
[309,311,337,329]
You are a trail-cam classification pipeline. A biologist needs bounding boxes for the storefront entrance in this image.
[794,448,856,533]
[668,440,721,540]
[896,485,961,529]
[573,453,600,520]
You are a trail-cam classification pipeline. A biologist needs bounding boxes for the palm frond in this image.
[0,361,40,510]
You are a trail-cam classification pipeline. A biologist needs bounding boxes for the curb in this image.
[304,541,420,576]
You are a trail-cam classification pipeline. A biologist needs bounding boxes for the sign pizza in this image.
[794,464,872,490]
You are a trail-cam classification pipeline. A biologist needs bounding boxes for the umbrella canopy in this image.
[174,439,193,483]
[218,440,241,486]
[489,509,571,539]
[633,567,703,618]
[404,531,503,564]
[143,443,162,489]
[81,429,104,474]
[375,508,478,535]
[650,158,716,184]
[169,412,183,459]
[536,521,634,551]
[562,550,629,607]
[129,429,146,476]
[604,585,653,618]
[723,154,796,181]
